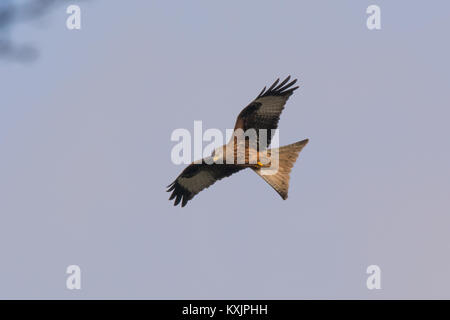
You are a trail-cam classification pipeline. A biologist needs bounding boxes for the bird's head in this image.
[211,146,225,163]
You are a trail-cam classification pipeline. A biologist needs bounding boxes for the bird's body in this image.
[211,137,272,167]
[167,76,309,207]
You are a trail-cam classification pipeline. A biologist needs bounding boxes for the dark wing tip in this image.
[166,181,176,191]
[257,86,267,98]
[181,195,189,207]
[258,76,300,98]
[174,194,182,206]
[267,78,280,92]
[273,75,291,91]
[167,180,193,208]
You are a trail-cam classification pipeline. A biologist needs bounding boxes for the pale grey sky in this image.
[0,0,449,299]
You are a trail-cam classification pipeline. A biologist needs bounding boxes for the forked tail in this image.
[252,139,309,200]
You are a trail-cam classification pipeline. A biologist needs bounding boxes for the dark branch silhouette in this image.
[0,0,88,62]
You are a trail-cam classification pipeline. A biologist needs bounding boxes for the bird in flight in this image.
[167,76,309,207]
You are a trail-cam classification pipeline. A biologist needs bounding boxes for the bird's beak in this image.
[213,155,219,162]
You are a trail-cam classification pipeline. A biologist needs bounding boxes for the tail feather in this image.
[252,139,309,200]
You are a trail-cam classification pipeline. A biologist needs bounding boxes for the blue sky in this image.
[1,0,450,298]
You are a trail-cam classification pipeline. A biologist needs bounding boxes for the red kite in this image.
[167,76,309,207]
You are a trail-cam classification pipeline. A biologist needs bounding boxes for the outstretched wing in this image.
[167,158,244,207]
[234,76,299,148]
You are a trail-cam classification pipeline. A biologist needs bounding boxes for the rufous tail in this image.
[252,139,309,200]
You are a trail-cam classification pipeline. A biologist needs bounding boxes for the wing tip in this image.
[167,180,192,208]
[258,76,300,98]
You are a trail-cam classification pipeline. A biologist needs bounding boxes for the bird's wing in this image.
[233,76,299,148]
[167,158,244,207]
